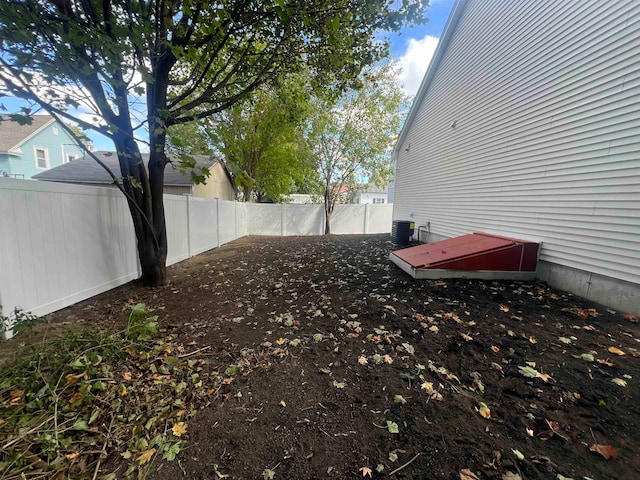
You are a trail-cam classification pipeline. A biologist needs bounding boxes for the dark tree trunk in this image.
[113,126,168,287]
[324,186,333,235]
[325,209,331,235]
[138,236,167,286]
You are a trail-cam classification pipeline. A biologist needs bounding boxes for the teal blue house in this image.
[0,115,84,179]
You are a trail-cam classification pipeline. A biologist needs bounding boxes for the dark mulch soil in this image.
[10,234,640,479]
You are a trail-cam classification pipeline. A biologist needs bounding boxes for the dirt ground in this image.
[15,234,640,479]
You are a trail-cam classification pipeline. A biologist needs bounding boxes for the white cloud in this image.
[397,35,439,97]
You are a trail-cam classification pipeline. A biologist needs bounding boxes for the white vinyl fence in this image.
[0,178,392,330]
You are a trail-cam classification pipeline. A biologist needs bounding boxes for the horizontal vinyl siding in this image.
[394,0,640,285]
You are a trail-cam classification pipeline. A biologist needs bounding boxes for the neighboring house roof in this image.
[0,115,56,152]
[392,0,468,159]
[32,150,231,187]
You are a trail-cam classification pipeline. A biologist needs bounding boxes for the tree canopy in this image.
[207,75,315,202]
[0,0,428,285]
[307,61,408,234]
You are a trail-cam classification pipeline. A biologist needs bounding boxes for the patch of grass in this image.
[0,304,215,479]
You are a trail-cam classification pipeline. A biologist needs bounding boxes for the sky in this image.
[1,0,456,151]
[389,0,455,97]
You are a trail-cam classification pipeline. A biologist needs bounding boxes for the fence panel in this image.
[164,195,189,266]
[367,204,393,233]
[245,204,283,235]
[331,205,367,234]
[218,199,238,245]
[283,204,325,235]
[0,179,137,319]
[235,202,246,239]
[188,197,219,256]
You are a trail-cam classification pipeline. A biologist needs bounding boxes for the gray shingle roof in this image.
[0,115,55,151]
[32,150,219,186]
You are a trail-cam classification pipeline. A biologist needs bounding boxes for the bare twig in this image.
[545,419,569,441]
[318,427,334,439]
[2,416,54,450]
[178,459,187,476]
[389,453,421,476]
[92,416,115,480]
[177,345,212,358]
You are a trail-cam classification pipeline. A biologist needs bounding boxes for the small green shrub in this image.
[0,307,43,338]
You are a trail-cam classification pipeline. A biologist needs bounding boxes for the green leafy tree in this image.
[308,61,408,234]
[0,0,427,285]
[207,76,315,202]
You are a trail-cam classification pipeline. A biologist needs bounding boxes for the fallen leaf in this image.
[279,400,286,407]
[590,444,618,460]
[276,337,287,345]
[384,305,396,314]
[137,448,156,465]
[358,356,368,365]
[402,343,415,354]
[262,468,276,480]
[421,382,434,393]
[499,305,510,312]
[386,420,399,433]
[608,346,625,356]
[558,337,572,344]
[580,353,595,362]
[502,472,522,480]
[389,451,398,462]
[459,468,480,480]
[8,390,23,406]
[612,378,627,387]
[429,325,439,333]
[332,380,346,389]
[518,366,552,382]
[512,449,525,460]
[461,333,473,342]
[478,402,491,419]
[122,372,132,381]
[394,395,407,405]
[491,346,500,353]
[65,373,83,386]
[597,359,614,367]
[526,428,534,437]
[65,452,80,461]
[360,466,373,477]
[172,422,187,437]
[529,336,537,344]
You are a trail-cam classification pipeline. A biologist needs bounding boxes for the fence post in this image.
[364,203,370,234]
[216,198,220,246]
[281,204,285,236]
[185,195,192,258]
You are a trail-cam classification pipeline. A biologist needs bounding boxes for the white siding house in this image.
[392,0,640,314]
